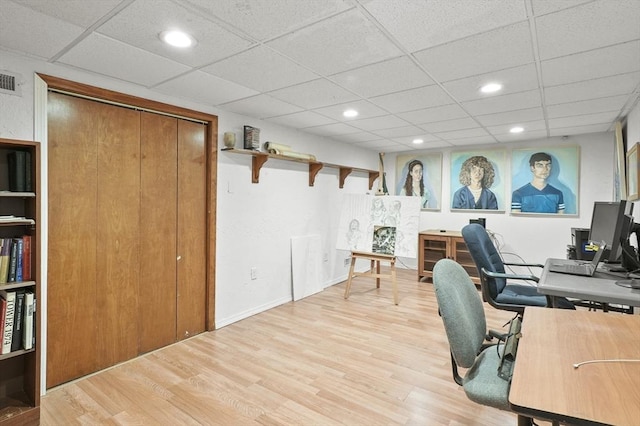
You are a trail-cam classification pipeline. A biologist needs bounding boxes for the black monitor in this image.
[588,201,628,263]
[620,214,640,273]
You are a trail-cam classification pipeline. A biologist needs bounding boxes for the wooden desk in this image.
[539,259,640,307]
[509,307,640,425]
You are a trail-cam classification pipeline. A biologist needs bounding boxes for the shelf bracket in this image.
[339,167,353,189]
[251,153,269,183]
[369,171,380,190]
[309,162,323,187]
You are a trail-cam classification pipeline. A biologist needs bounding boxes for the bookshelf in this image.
[0,138,40,425]
[222,148,380,189]
[418,230,480,285]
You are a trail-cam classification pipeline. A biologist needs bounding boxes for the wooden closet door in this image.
[176,120,207,339]
[47,93,99,388]
[139,112,178,353]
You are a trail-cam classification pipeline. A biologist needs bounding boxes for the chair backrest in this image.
[432,258,486,368]
[461,223,507,300]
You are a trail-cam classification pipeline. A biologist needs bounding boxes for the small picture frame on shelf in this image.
[244,126,260,150]
[627,142,639,201]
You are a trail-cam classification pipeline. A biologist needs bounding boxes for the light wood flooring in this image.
[41,268,533,425]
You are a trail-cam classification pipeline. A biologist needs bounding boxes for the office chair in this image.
[461,223,574,314]
[432,259,534,425]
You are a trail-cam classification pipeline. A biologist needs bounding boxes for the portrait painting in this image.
[511,146,580,216]
[627,142,639,201]
[450,150,506,211]
[395,153,442,211]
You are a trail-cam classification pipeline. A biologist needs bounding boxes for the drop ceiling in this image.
[1,0,639,152]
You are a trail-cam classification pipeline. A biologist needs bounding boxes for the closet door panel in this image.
[47,93,99,388]
[139,112,178,353]
[95,104,141,369]
[176,120,207,339]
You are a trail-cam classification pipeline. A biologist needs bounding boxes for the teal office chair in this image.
[433,259,534,425]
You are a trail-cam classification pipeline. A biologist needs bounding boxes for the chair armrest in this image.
[481,268,540,283]
[503,262,544,268]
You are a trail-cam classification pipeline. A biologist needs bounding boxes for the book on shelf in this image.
[7,150,28,192]
[7,239,18,282]
[22,291,34,350]
[14,238,23,282]
[1,290,16,354]
[22,235,31,281]
[0,238,10,284]
[25,150,32,192]
[0,297,6,350]
[10,290,25,352]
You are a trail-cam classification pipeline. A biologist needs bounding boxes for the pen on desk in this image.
[573,359,640,369]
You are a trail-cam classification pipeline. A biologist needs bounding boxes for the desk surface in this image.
[509,307,640,425]
[539,259,640,307]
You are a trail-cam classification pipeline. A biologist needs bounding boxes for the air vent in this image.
[0,71,22,96]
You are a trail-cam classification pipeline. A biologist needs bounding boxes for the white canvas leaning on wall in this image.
[336,194,421,258]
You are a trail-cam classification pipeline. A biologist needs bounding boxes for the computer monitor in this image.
[588,201,628,263]
[620,214,640,273]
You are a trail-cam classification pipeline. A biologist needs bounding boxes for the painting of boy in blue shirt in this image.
[511,152,565,214]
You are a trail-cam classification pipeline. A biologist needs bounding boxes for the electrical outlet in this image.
[344,257,351,267]
[251,267,257,280]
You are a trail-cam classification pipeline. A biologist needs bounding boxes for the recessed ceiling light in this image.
[480,83,502,93]
[412,138,424,144]
[510,126,524,133]
[160,30,196,48]
[343,109,358,118]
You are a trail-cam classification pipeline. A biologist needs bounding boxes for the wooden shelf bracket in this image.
[251,152,269,183]
[309,162,323,187]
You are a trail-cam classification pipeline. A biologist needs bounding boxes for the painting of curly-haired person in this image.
[452,155,498,210]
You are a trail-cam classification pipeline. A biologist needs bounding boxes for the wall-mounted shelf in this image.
[223,148,379,189]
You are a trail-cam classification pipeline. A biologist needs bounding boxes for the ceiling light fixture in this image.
[160,30,196,48]
[480,82,502,93]
[343,109,358,118]
[412,138,424,144]
[510,126,524,133]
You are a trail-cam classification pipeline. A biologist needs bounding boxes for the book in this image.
[22,292,34,350]
[0,239,10,284]
[7,239,18,282]
[25,151,32,192]
[10,290,25,352]
[7,150,27,192]
[15,238,23,282]
[22,235,31,281]
[0,297,6,351]
[0,290,16,354]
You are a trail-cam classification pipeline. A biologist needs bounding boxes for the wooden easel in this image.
[344,250,398,305]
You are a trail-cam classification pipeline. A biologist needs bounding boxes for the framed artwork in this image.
[511,146,579,216]
[627,142,639,201]
[450,150,506,211]
[615,121,627,200]
[395,153,442,211]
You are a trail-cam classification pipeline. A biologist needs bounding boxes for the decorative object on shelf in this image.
[6,149,32,192]
[243,125,260,150]
[627,142,639,201]
[223,131,236,149]
[264,141,316,161]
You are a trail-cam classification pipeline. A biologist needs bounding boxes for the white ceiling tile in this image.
[184,0,353,41]
[420,117,480,133]
[268,79,359,109]
[397,104,470,125]
[329,56,433,97]
[443,64,540,102]
[96,0,254,68]
[486,120,547,135]
[333,132,381,143]
[446,135,498,146]
[547,112,619,129]
[544,72,640,105]
[494,130,549,143]
[535,0,640,60]
[475,107,545,127]
[541,41,640,86]
[1,1,85,59]
[354,139,405,150]
[546,95,631,118]
[405,140,454,149]
[219,94,303,118]
[348,115,410,132]
[462,90,542,116]
[201,45,319,92]
[266,9,402,75]
[154,70,259,105]
[13,0,123,27]
[57,33,192,86]
[391,133,441,144]
[304,122,361,136]
[312,100,387,121]
[413,22,535,82]
[362,0,527,52]
[264,111,336,128]
[370,85,456,113]
[530,0,592,16]
[549,123,612,136]
[434,128,491,141]
[372,126,426,138]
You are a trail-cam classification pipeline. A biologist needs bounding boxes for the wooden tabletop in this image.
[509,307,640,425]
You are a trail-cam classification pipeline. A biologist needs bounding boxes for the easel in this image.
[344,250,398,305]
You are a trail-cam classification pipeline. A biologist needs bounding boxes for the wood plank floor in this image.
[41,268,537,425]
